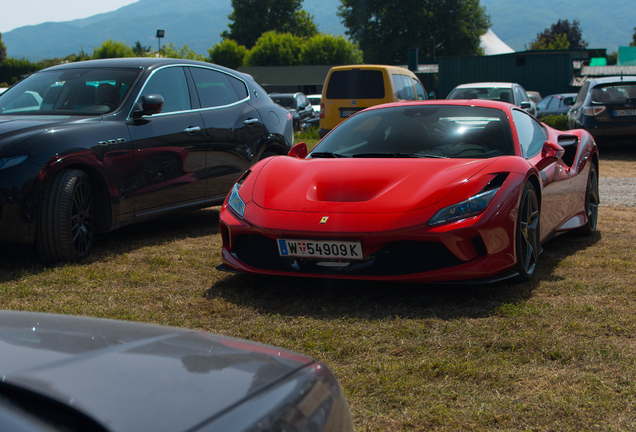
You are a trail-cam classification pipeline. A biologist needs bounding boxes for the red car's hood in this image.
[252,157,495,213]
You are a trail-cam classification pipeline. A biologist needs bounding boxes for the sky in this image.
[0,0,140,33]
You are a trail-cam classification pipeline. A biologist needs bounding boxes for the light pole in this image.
[156,30,165,55]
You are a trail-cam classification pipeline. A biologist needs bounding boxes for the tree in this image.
[161,43,206,61]
[244,31,303,66]
[299,34,363,65]
[133,41,151,57]
[0,57,41,86]
[527,33,570,50]
[209,39,248,69]
[0,32,7,66]
[222,0,317,49]
[630,27,636,47]
[92,39,135,59]
[528,19,588,51]
[338,0,490,65]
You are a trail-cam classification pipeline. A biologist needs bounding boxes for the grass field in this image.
[1,141,635,431]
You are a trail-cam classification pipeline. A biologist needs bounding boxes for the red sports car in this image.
[217,100,599,283]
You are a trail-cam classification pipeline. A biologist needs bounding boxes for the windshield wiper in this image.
[352,152,447,159]
[309,152,347,158]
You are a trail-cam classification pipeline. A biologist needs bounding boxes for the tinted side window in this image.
[326,70,385,99]
[536,97,550,111]
[189,67,240,108]
[227,74,248,100]
[574,82,589,107]
[141,67,191,113]
[514,86,526,105]
[512,109,547,158]
[413,80,427,100]
[392,75,415,100]
[548,97,561,109]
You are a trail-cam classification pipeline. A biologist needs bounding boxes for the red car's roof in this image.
[370,99,514,111]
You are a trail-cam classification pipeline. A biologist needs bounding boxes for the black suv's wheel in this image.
[36,169,94,263]
[515,182,540,281]
[579,163,599,236]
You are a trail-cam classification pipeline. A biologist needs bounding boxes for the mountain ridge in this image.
[2,0,633,62]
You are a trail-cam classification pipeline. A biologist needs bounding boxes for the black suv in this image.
[0,58,294,262]
[269,92,316,131]
[566,76,636,142]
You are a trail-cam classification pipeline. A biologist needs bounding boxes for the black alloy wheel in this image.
[515,182,540,280]
[36,169,94,263]
[579,163,599,236]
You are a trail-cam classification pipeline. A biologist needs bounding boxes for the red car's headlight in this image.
[427,188,499,226]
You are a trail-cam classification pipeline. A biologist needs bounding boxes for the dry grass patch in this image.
[1,152,636,431]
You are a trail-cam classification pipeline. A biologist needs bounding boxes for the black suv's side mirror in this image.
[133,94,164,117]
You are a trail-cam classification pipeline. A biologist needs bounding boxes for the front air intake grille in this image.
[371,241,465,275]
[232,235,468,276]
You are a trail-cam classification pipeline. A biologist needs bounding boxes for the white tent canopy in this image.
[480,28,515,55]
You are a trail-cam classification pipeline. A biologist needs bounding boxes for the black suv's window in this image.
[0,68,140,115]
[326,70,385,99]
[227,74,248,100]
[189,67,242,108]
[141,67,191,113]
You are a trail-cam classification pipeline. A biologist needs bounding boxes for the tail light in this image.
[320,103,324,119]
[582,106,607,116]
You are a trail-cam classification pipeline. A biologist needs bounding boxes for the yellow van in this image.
[318,65,428,138]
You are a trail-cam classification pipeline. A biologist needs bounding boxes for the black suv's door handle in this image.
[184,126,201,134]
[243,118,259,126]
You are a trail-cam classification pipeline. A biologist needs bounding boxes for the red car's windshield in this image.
[312,105,515,159]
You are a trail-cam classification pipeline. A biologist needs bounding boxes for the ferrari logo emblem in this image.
[320,216,329,224]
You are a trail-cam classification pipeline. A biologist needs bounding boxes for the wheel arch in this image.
[526,173,542,209]
[255,136,291,161]
[41,161,113,233]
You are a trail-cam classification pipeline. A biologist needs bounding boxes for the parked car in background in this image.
[269,92,316,131]
[536,93,577,119]
[527,91,542,106]
[218,100,599,283]
[447,82,537,116]
[0,58,293,263]
[319,65,428,138]
[566,76,636,143]
[307,94,321,113]
[0,310,355,432]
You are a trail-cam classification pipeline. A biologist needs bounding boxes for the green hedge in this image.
[540,114,568,131]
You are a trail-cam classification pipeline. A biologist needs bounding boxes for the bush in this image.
[296,126,319,141]
[541,114,568,130]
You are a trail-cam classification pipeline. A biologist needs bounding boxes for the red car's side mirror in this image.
[288,142,308,159]
[541,140,565,159]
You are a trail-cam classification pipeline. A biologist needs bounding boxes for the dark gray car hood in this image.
[0,310,312,432]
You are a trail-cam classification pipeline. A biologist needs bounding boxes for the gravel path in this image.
[600,177,636,207]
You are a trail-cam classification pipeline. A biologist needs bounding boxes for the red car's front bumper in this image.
[218,179,524,283]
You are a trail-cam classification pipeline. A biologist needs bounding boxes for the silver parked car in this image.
[447,82,537,116]
[0,310,354,432]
